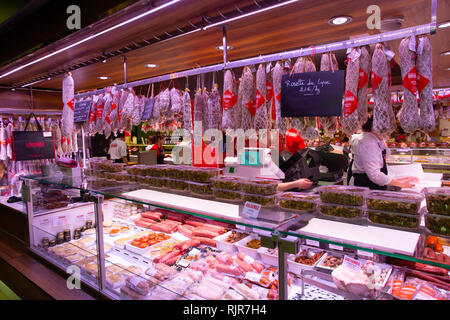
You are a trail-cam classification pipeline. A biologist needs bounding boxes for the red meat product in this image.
[233,258,253,273]
[139,217,158,224]
[342,48,361,135]
[192,229,220,239]
[417,36,435,132]
[158,247,181,264]
[222,69,238,130]
[190,259,210,274]
[398,37,420,133]
[174,239,201,252]
[134,219,153,229]
[177,225,193,238]
[161,219,182,227]
[165,254,183,266]
[237,252,264,273]
[195,224,226,234]
[207,220,234,229]
[61,72,74,138]
[164,213,186,223]
[205,255,220,268]
[150,223,176,233]
[210,271,240,286]
[254,64,269,130]
[191,236,216,247]
[141,211,162,220]
[216,263,244,277]
[216,252,234,265]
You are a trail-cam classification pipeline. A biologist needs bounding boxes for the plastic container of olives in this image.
[318,202,365,219]
[187,167,221,183]
[146,176,167,189]
[212,188,242,203]
[365,190,424,215]
[165,178,189,192]
[424,211,450,237]
[240,178,279,196]
[147,165,169,177]
[277,192,318,213]
[318,185,369,206]
[423,187,450,216]
[210,176,248,191]
[109,172,128,181]
[165,165,189,180]
[367,209,420,231]
[126,165,148,176]
[242,192,278,207]
[188,182,213,196]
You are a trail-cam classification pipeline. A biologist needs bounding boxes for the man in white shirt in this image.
[352,116,417,190]
[347,131,364,185]
[108,132,128,164]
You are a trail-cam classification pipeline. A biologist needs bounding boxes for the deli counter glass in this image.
[21,167,450,301]
[388,148,450,173]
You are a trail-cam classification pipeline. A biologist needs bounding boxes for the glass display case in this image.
[21,170,450,300]
[388,148,450,172]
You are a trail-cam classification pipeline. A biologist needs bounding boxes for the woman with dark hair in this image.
[147,134,168,164]
[351,116,418,190]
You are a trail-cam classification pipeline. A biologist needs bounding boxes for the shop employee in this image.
[108,132,128,164]
[351,116,417,190]
[146,134,169,164]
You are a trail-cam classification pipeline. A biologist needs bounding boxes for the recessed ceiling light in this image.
[441,51,450,56]
[328,16,352,26]
[145,64,158,68]
[47,77,51,80]
[216,45,234,51]
[98,76,110,80]
[11,88,15,91]
[438,21,450,29]
[445,67,450,71]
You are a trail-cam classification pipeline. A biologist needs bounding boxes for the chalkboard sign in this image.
[12,131,55,161]
[141,97,155,121]
[73,99,92,123]
[281,70,345,117]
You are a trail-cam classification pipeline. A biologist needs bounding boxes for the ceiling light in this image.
[102,59,107,63]
[98,76,110,80]
[328,16,352,25]
[445,67,450,71]
[216,45,233,51]
[0,0,181,79]
[21,79,45,87]
[438,21,450,29]
[145,64,158,68]
[47,77,51,80]
[441,51,450,56]
[11,88,15,91]
[204,0,299,30]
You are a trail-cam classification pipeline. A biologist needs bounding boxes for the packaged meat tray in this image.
[367,209,420,231]
[318,202,365,220]
[240,178,279,196]
[186,167,221,183]
[210,176,248,191]
[318,185,369,206]
[315,252,344,273]
[165,178,189,192]
[234,234,261,260]
[242,192,277,207]
[424,211,450,237]
[423,187,450,216]
[212,188,242,203]
[188,182,213,197]
[366,190,424,215]
[125,233,171,255]
[146,165,169,177]
[277,192,318,213]
[288,246,326,274]
[257,247,278,266]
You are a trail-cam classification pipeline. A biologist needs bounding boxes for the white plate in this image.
[234,234,261,260]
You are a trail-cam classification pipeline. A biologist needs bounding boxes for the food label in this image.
[40,218,52,228]
[395,285,417,300]
[342,255,362,272]
[306,239,320,247]
[96,104,104,118]
[246,99,257,116]
[255,90,266,110]
[416,73,430,94]
[402,66,418,95]
[75,213,86,224]
[371,71,383,91]
[343,90,358,117]
[357,250,373,258]
[243,255,255,265]
[391,279,403,296]
[242,202,261,219]
[358,68,369,90]
[329,244,343,251]
[53,215,68,227]
[222,89,238,111]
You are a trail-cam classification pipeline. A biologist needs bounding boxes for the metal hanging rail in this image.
[75,23,433,100]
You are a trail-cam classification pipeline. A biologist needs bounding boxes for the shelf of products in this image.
[20,168,450,301]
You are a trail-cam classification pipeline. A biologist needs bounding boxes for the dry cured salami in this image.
[342,48,361,136]
[61,73,75,138]
[254,64,270,130]
[222,70,238,130]
[417,36,435,132]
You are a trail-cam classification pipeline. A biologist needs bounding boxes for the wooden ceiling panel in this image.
[2,0,448,95]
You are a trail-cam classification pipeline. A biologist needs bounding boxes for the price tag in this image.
[305,239,320,247]
[53,215,68,227]
[40,217,52,228]
[169,73,179,79]
[43,132,52,138]
[357,250,374,258]
[242,202,261,219]
[75,213,86,224]
[329,244,344,251]
[342,255,362,272]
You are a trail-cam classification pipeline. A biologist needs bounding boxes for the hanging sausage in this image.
[342,48,361,136]
[222,70,238,130]
[61,72,75,138]
[417,36,435,133]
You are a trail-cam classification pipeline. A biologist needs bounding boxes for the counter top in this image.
[0,196,25,214]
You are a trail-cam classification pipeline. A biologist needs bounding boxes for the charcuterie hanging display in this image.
[417,36,435,133]
[240,66,255,132]
[222,70,238,130]
[61,72,74,138]
[357,46,371,126]
[342,48,361,136]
